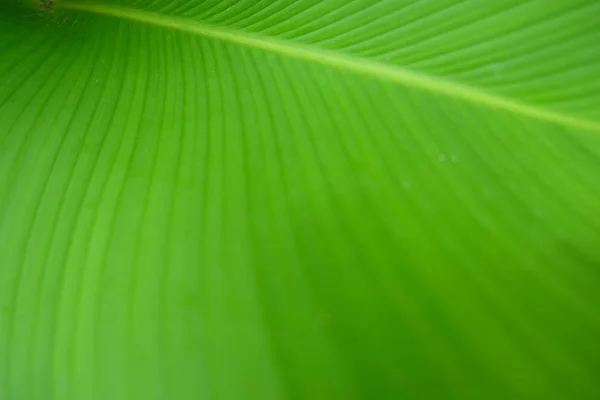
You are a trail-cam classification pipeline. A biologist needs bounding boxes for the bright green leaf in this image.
[1,1,600,399]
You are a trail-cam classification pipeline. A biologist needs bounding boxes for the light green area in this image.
[1,1,599,399]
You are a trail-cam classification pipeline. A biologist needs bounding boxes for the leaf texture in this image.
[1,1,599,399]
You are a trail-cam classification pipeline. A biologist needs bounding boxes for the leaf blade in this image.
[1,2,600,399]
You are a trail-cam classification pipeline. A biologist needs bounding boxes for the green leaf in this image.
[1,1,599,399]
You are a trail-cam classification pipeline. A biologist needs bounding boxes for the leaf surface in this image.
[1,1,600,399]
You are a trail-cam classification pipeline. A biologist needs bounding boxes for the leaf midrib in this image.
[60,1,600,134]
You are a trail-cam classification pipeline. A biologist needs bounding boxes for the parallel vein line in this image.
[59,0,600,133]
